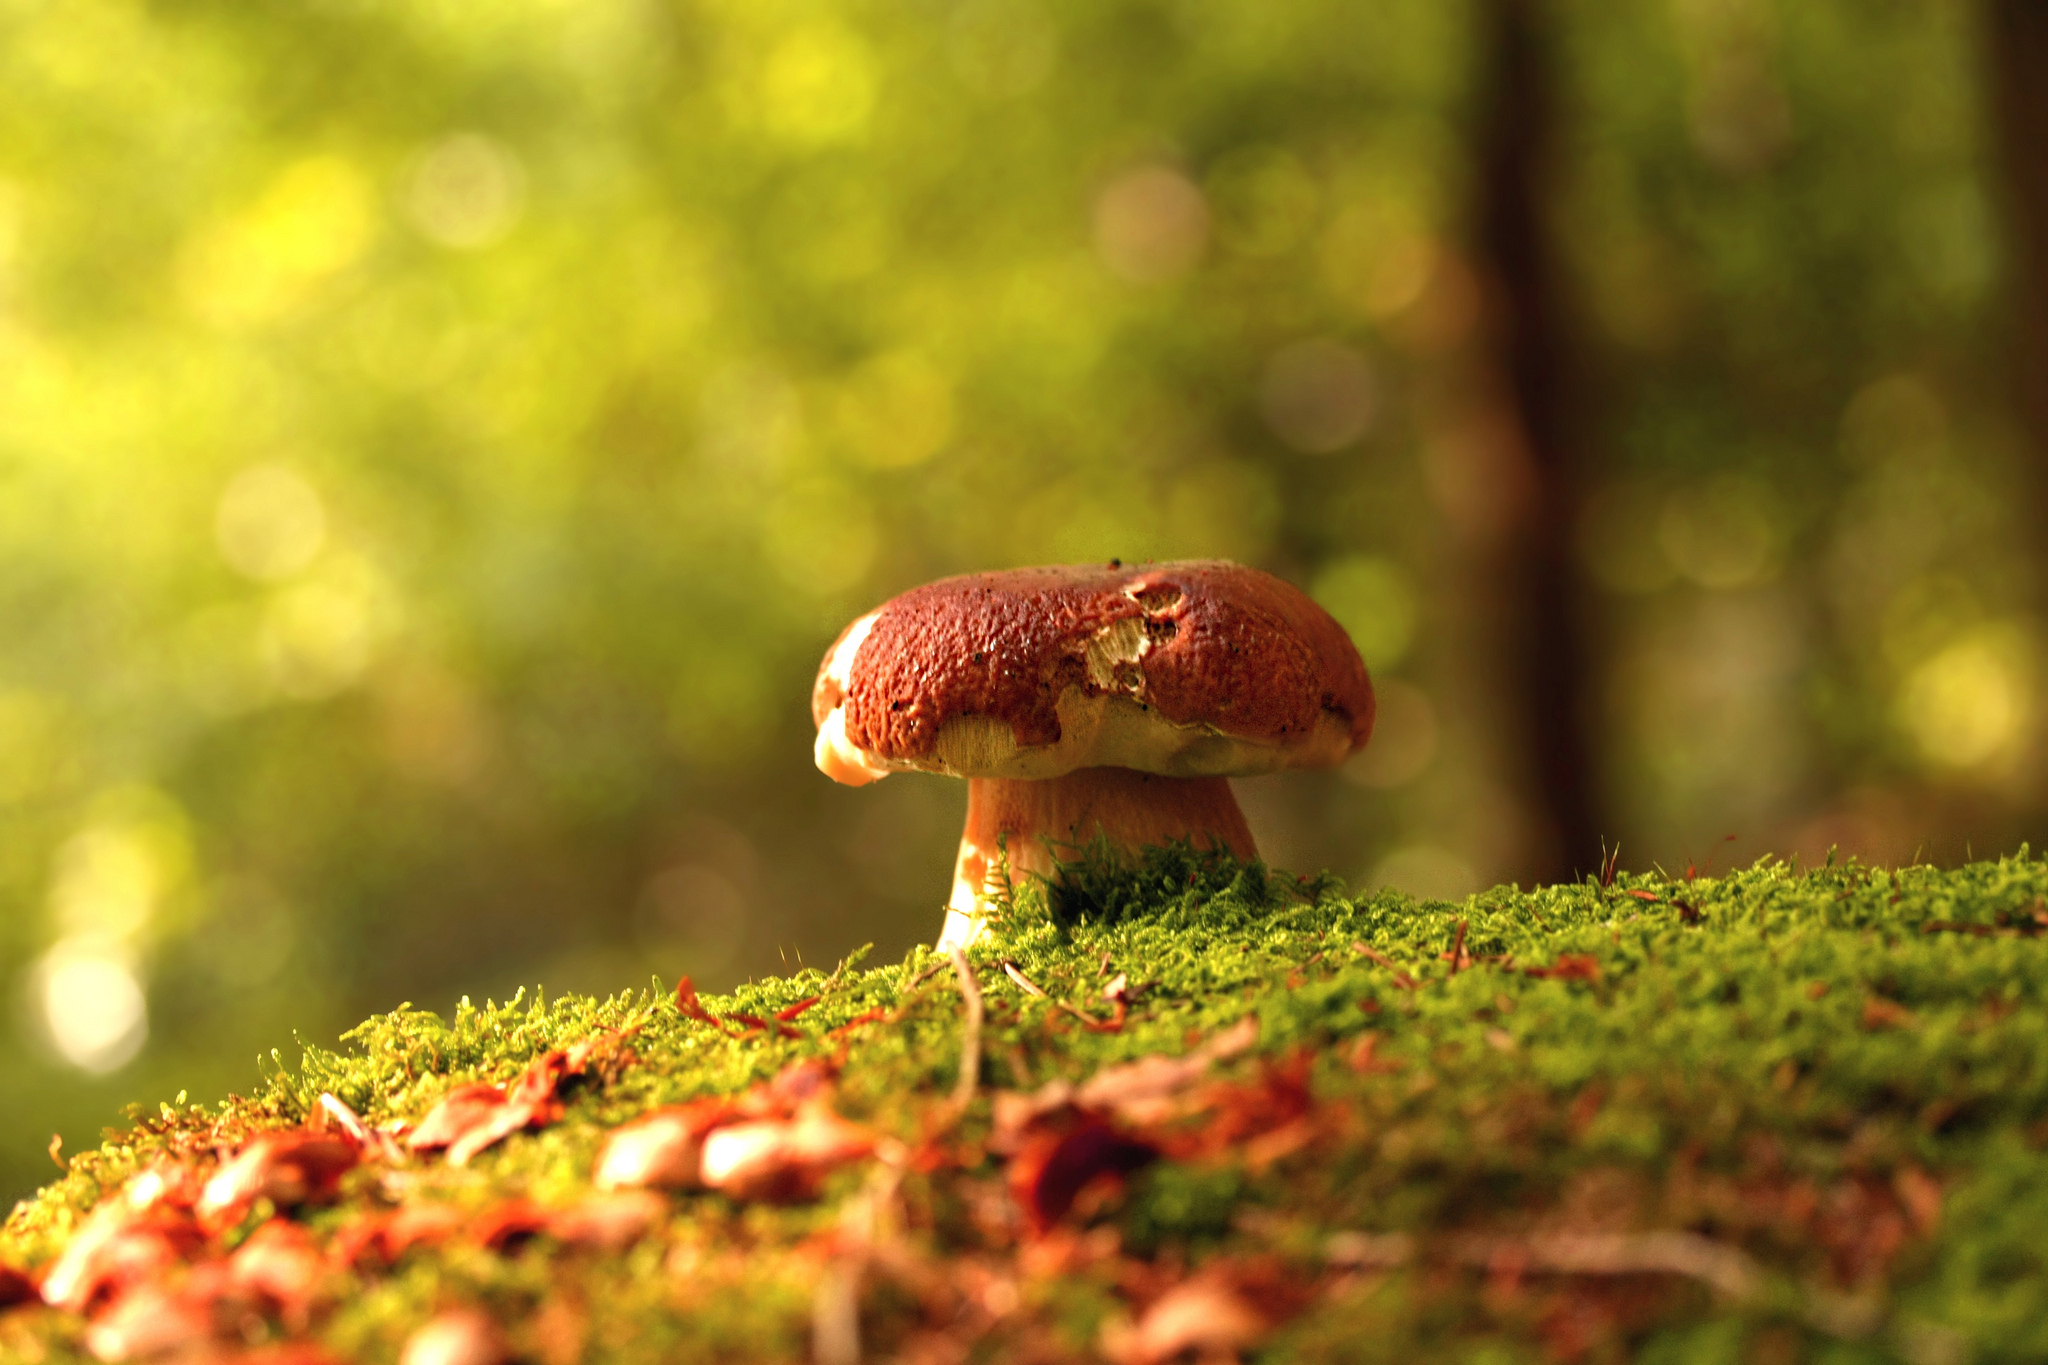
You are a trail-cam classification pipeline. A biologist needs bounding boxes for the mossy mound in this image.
[5,850,2048,1363]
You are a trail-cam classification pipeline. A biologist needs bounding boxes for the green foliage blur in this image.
[0,0,2033,1203]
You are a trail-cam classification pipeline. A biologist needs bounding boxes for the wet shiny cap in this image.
[811,559,1374,786]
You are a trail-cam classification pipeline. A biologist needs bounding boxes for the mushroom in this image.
[811,560,1375,947]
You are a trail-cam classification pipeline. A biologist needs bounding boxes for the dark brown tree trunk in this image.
[1985,1,2048,545]
[1472,0,1604,881]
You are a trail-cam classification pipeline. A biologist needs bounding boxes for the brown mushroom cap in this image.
[812,560,1374,785]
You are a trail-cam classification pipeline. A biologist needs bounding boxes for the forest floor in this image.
[3,848,2047,1365]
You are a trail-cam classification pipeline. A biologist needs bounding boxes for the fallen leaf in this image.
[405,1048,589,1169]
[1008,1119,1158,1236]
[198,1133,357,1225]
[1348,1034,1402,1075]
[1861,998,1915,1031]
[0,1263,37,1309]
[226,1221,327,1321]
[1104,1277,1268,1365]
[547,1191,666,1251]
[699,1105,878,1202]
[334,1203,466,1268]
[999,1016,1260,1137]
[400,1308,510,1365]
[40,1204,206,1315]
[404,1085,509,1155]
[80,1279,220,1363]
[593,1101,736,1191]
[470,1199,552,1253]
[1525,955,1600,983]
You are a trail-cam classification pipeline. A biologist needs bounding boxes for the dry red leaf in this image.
[226,1221,327,1327]
[0,1263,37,1310]
[40,1203,206,1315]
[1862,997,1915,1031]
[546,1191,666,1251]
[1008,1117,1159,1236]
[828,1007,892,1038]
[1348,1033,1403,1075]
[1165,1053,1316,1162]
[80,1278,221,1363]
[1525,955,1601,983]
[400,1309,510,1365]
[470,1199,552,1253]
[593,1100,738,1191]
[404,1047,590,1168]
[334,1203,467,1269]
[698,1106,878,1202]
[776,996,822,1022]
[404,1085,508,1154]
[675,977,742,1037]
[198,1133,357,1225]
[1103,1277,1269,1365]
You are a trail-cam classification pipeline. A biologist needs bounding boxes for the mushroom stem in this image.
[940,767,1259,947]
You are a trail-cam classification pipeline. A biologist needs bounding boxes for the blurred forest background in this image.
[3,0,2046,1202]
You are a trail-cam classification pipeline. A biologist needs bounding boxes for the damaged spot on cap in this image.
[1084,616,1150,693]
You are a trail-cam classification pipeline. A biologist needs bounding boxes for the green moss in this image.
[6,851,2048,1362]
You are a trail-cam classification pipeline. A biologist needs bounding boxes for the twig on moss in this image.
[1327,1229,1759,1302]
[1000,961,1046,997]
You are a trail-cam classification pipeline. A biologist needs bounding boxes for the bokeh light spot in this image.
[34,939,148,1074]
[50,825,161,940]
[403,133,527,249]
[1258,338,1376,454]
[178,156,375,325]
[257,556,398,701]
[1657,474,1783,589]
[760,24,877,145]
[215,463,327,581]
[1898,626,2035,771]
[1093,166,1209,284]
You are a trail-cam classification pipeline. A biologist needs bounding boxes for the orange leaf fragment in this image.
[1862,997,1915,1031]
[80,1278,220,1363]
[593,1100,737,1191]
[699,1107,877,1202]
[1007,1118,1158,1236]
[198,1133,357,1226]
[334,1203,466,1269]
[546,1190,666,1251]
[40,1201,205,1315]
[0,1263,35,1310]
[405,1046,590,1168]
[1524,954,1600,983]
[404,1085,508,1155]
[227,1221,327,1322]
[1106,1278,1269,1365]
[400,1309,510,1365]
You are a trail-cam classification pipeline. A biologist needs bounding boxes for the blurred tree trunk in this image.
[1472,0,1604,882]
[1985,1,2048,550]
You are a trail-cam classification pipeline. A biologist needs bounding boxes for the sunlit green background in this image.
[2,0,2036,1203]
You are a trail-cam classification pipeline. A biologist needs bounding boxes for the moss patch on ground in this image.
[4,850,2048,1364]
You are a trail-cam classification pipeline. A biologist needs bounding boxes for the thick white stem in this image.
[939,767,1257,947]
